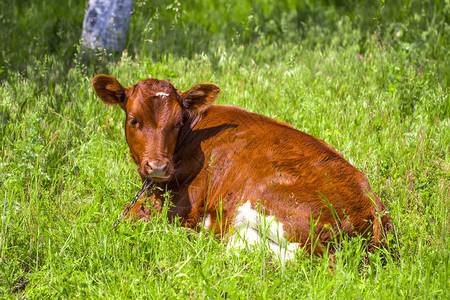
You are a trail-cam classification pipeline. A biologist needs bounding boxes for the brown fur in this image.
[93,75,393,256]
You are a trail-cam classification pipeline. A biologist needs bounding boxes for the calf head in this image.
[93,75,220,182]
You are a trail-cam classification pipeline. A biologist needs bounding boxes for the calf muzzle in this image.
[144,159,170,180]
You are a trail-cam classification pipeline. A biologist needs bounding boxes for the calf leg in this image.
[125,195,163,222]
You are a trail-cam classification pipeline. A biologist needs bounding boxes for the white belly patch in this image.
[227,201,300,262]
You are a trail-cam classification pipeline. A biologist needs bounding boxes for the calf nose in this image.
[146,160,169,178]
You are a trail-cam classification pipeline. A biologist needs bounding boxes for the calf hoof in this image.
[124,200,152,222]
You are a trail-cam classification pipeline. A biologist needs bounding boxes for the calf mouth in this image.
[139,170,172,182]
[149,175,171,182]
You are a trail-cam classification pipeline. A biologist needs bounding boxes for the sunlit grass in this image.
[1,0,449,298]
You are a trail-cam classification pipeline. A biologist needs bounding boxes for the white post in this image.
[81,0,134,52]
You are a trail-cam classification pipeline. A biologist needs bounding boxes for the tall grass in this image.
[1,0,449,298]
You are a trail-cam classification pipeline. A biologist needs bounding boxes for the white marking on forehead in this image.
[156,92,169,97]
[228,200,300,263]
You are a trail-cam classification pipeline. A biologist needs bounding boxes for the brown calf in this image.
[93,75,392,260]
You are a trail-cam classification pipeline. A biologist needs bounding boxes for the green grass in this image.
[1,0,449,298]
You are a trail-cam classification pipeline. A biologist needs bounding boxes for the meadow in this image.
[0,0,449,298]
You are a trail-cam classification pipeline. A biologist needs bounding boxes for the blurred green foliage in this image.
[0,0,448,76]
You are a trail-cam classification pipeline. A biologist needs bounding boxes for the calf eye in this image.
[130,118,138,126]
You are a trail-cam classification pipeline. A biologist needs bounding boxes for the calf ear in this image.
[181,83,220,112]
[92,75,128,109]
